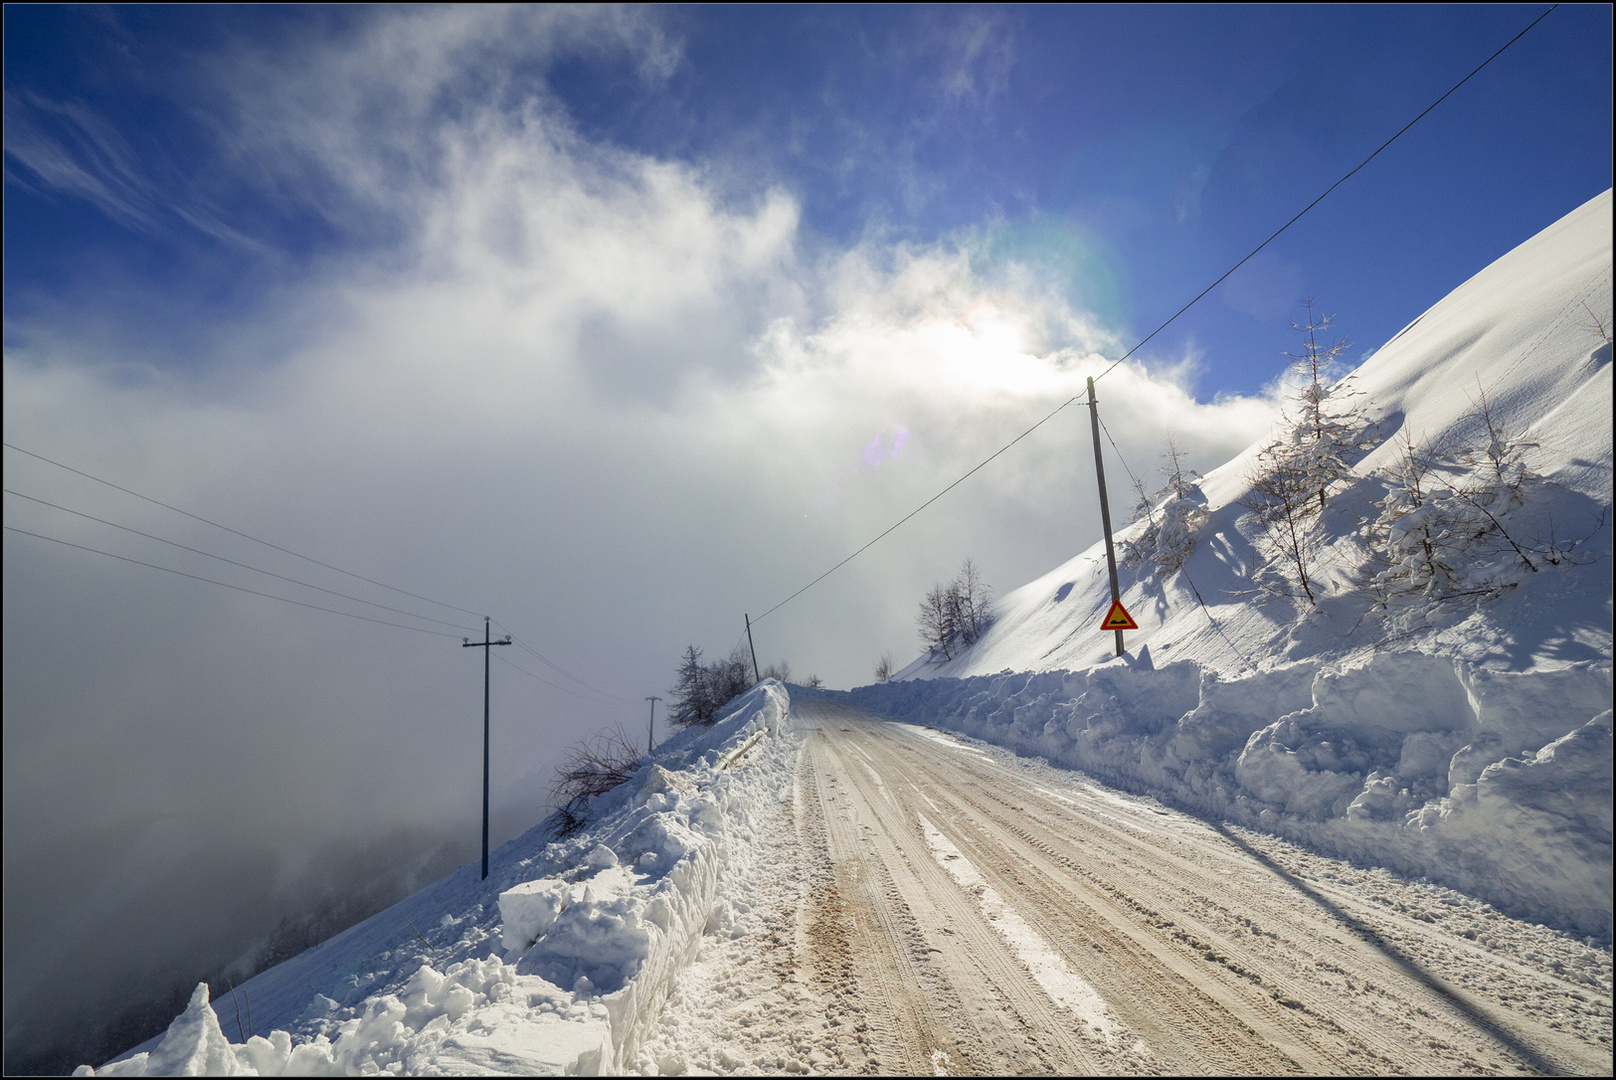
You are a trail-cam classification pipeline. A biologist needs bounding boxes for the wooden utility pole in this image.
[645,695,661,755]
[463,617,511,880]
[744,614,761,684]
[1087,377,1125,657]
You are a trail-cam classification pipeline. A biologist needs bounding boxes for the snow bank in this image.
[850,655,1612,940]
[80,681,794,1076]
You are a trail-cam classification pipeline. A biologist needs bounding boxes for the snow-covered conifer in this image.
[1242,300,1378,604]
[669,645,713,728]
[1357,429,1466,605]
[1121,441,1209,577]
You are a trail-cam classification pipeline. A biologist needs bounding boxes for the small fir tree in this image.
[1122,441,1209,577]
[1242,300,1377,604]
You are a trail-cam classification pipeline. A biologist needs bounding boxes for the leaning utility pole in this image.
[744,614,761,684]
[645,695,662,755]
[1087,377,1125,657]
[463,617,511,880]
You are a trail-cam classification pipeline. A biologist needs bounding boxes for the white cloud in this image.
[3,11,1280,1050]
[7,24,1280,828]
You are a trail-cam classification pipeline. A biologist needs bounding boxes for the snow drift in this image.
[850,653,1611,938]
[79,682,795,1076]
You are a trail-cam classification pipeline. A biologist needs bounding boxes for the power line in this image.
[4,488,479,634]
[749,5,1556,625]
[752,394,1077,624]
[489,618,635,704]
[1091,4,1559,385]
[1097,413,1142,492]
[5,447,637,700]
[3,446,627,701]
[3,442,484,619]
[4,524,465,638]
[490,651,629,704]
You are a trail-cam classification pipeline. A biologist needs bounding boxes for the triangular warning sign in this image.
[1101,598,1138,630]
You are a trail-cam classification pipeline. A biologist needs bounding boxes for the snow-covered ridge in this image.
[907,189,1612,681]
[850,652,1612,940]
[80,682,795,1076]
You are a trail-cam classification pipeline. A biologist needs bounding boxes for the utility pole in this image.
[645,696,661,755]
[1087,377,1125,658]
[463,617,511,880]
[744,614,761,684]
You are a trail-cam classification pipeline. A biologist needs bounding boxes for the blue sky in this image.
[5,5,1611,392]
[2,7,1610,1059]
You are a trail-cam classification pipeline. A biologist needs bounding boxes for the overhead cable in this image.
[3,442,484,619]
[4,488,478,634]
[750,4,1557,625]
[1089,3,1560,384]
[491,651,631,704]
[492,619,637,704]
[4,525,465,638]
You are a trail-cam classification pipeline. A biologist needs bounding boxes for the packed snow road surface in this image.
[649,696,1605,1075]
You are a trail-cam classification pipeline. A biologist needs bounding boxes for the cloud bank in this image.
[3,7,1280,1065]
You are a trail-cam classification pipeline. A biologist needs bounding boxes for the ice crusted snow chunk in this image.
[78,983,245,1076]
[511,866,646,993]
[499,877,572,952]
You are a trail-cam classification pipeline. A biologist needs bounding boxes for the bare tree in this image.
[918,581,956,659]
[917,559,994,659]
[1285,299,1376,512]
[1242,446,1319,604]
[874,653,894,682]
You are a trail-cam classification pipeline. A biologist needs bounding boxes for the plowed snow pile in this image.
[859,189,1613,941]
[78,683,797,1076]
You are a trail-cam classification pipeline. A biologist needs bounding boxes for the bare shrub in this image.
[549,727,642,837]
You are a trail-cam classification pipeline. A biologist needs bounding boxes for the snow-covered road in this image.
[640,695,1610,1075]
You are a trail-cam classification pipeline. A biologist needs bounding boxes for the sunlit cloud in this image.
[3,8,1284,1061]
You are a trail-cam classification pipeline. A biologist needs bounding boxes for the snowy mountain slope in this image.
[80,683,796,1076]
[906,188,1612,681]
[862,190,1613,941]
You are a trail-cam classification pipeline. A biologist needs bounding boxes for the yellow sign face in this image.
[1101,599,1138,630]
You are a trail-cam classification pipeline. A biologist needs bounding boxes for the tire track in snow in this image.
[802,697,1605,1075]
